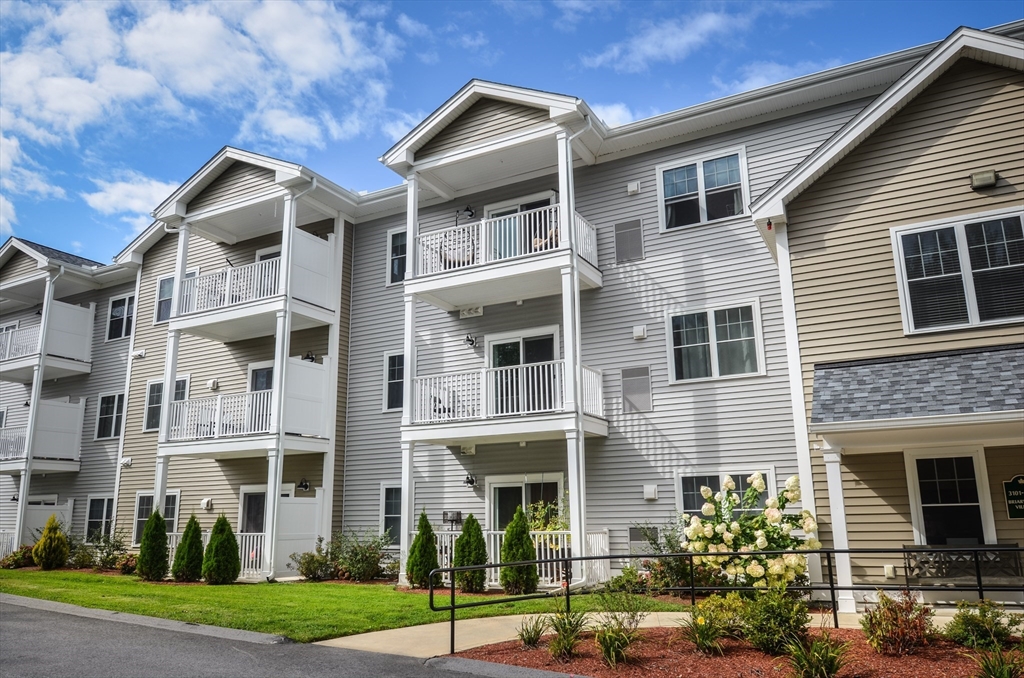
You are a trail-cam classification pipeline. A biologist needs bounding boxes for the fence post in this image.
[450,573,456,655]
[689,553,696,606]
[563,558,571,614]
[825,551,839,629]
[973,547,985,601]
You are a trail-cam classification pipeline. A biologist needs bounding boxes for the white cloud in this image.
[71,240,83,253]
[0,134,66,200]
[493,0,545,21]
[381,110,425,143]
[80,172,180,235]
[417,51,440,65]
[553,0,618,29]
[238,107,324,149]
[590,103,660,128]
[397,13,430,38]
[712,59,843,95]
[454,31,489,50]
[0,195,16,236]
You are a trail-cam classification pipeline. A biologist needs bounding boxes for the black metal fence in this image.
[427,545,1024,655]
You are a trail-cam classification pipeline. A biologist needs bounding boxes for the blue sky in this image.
[1,0,1021,264]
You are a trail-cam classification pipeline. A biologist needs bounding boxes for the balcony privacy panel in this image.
[291,230,334,310]
[45,301,94,363]
[32,399,85,461]
[284,356,329,437]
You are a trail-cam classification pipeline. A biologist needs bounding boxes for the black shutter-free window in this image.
[966,216,1024,321]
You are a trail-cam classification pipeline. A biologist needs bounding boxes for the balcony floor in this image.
[402,411,607,446]
[170,297,333,342]
[0,458,80,476]
[157,432,330,460]
[0,354,92,384]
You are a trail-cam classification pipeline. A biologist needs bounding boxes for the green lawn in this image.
[0,570,687,642]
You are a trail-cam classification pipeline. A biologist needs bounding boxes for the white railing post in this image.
[214,394,223,438]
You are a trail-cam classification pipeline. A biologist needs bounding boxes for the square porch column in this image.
[398,441,415,584]
[823,447,857,613]
[566,430,587,582]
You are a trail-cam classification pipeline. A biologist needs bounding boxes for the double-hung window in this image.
[95,392,125,439]
[86,497,114,541]
[383,353,404,411]
[144,377,189,431]
[658,149,748,230]
[667,300,763,382]
[107,294,135,340]
[894,212,1023,332]
[381,486,401,546]
[679,470,771,515]
[133,491,179,545]
[387,229,407,285]
[155,270,198,323]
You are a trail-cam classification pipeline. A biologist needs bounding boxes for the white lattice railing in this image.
[572,211,598,266]
[581,366,603,418]
[0,426,28,461]
[167,390,273,441]
[178,258,281,315]
[167,530,264,579]
[0,326,40,361]
[0,531,16,560]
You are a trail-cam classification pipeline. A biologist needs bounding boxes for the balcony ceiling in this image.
[193,196,334,244]
[1,272,106,314]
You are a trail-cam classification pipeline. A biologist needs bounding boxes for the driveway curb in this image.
[426,656,587,678]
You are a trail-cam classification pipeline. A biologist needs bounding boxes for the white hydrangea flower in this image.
[745,562,765,579]
[714,491,723,502]
[703,524,714,538]
[700,486,713,500]
[755,535,769,550]
[731,492,740,504]
[803,517,818,533]
[715,523,727,534]
[723,532,734,545]
[690,515,702,527]
[806,537,822,550]
[725,564,737,576]
[786,475,800,492]
[766,497,779,509]
[701,502,716,516]
[780,523,793,536]
[730,521,740,533]
[739,545,751,553]
[769,559,785,576]
[723,476,736,491]
[753,476,766,493]
[765,508,783,524]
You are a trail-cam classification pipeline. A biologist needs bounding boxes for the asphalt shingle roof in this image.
[811,344,1024,424]
[11,237,106,268]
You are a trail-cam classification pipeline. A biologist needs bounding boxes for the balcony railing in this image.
[167,390,273,442]
[415,205,597,277]
[0,326,39,361]
[412,361,604,423]
[178,258,281,315]
[0,426,27,461]
[167,530,264,578]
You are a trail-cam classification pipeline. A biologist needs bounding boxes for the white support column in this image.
[559,268,578,410]
[153,456,169,520]
[15,272,57,546]
[319,215,345,540]
[398,440,415,584]
[169,222,191,318]
[566,430,587,582]
[401,295,416,427]
[406,172,419,280]
[556,132,571,246]
[263,446,283,577]
[823,447,856,613]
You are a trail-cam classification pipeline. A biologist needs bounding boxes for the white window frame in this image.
[143,375,190,432]
[247,360,275,392]
[655,146,751,232]
[675,466,779,515]
[27,494,58,506]
[105,293,136,342]
[85,495,115,543]
[236,483,295,534]
[664,298,766,384]
[385,227,407,287]
[483,324,562,368]
[132,490,181,545]
[890,207,1024,335]
[382,351,404,412]
[0,405,7,428]
[255,245,282,261]
[484,472,564,532]
[379,482,402,549]
[903,446,997,546]
[0,320,19,333]
[94,391,125,440]
[483,190,558,218]
[153,268,199,325]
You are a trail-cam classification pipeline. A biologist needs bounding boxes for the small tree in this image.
[202,515,241,585]
[453,513,487,593]
[405,510,439,588]
[32,514,69,570]
[499,505,538,594]
[172,514,204,582]
[136,510,168,581]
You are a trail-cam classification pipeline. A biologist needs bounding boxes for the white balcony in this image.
[406,205,602,311]
[0,399,84,475]
[405,361,606,445]
[0,300,94,383]
[171,229,336,343]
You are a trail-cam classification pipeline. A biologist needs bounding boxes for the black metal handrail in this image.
[427,545,1024,655]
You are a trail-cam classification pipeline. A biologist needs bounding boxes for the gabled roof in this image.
[751,27,1024,225]
[1,237,105,272]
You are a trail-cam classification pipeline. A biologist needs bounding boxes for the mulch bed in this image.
[458,627,991,677]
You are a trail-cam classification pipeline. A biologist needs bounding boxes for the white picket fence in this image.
[167,530,265,579]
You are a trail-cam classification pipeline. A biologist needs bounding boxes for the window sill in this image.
[904,315,1023,336]
[659,213,752,234]
[667,370,767,386]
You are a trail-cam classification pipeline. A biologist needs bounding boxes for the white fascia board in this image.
[0,239,49,269]
[750,28,1024,222]
[809,409,1024,435]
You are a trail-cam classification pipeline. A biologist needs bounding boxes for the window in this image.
[387,229,407,284]
[86,497,114,541]
[383,353,404,411]
[133,491,179,544]
[657,149,748,230]
[894,212,1023,332]
[486,473,563,531]
[381,486,401,546]
[144,377,189,431]
[614,220,645,263]
[255,246,281,261]
[107,294,135,340]
[621,366,652,413]
[95,392,125,439]
[155,270,198,323]
[679,470,772,515]
[905,449,996,546]
[667,301,763,382]
[0,406,6,428]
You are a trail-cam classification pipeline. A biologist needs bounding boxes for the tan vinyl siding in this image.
[187,162,277,213]
[843,453,915,583]
[416,98,550,159]
[1,251,42,282]
[987,446,1024,545]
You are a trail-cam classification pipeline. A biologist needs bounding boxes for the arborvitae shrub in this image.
[136,510,168,581]
[499,506,538,594]
[742,587,810,655]
[202,515,240,585]
[405,511,439,588]
[172,514,204,582]
[453,513,487,593]
[32,514,69,570]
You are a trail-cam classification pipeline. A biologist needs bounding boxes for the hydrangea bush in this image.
[678,472,820,588]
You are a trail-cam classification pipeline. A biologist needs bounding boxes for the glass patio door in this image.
[490,334,555,416]
[488,198,552,260]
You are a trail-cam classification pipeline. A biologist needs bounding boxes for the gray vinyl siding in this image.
[186,162,277,213]
[0,281,134,536]
[1,251,42,281]
[416,98,550,160]
[331,222,355,533]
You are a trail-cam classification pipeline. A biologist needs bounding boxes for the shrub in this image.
[92,530,129,570]
[136,510,168,581]
[32,514,69,570]
[405,511,439,588]
[453,514,488,593]
[860,589,933,656]
[1,545,35,569]
[289,536,338,581]
[69,544,96,569]
[593,591,650,667]
[742,587,810,655]
[595,623,636,668]
[607,564,649,594]
[117,553,137,575]
[945,600,1018,651]
[516,616,548,648]
[634,526,721,595]
[336,529,393,582]
[172,514,204,582]
[786,629,851,678]
[499,506,538,595]
[202,515,240,585]
[697,592,746,638]
[548,608,586,661]
[678,610,725,656]
[969,646,1024,678]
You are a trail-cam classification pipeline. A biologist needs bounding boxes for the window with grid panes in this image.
[383,487,401,545]
[385,354,403,410]
[670,303,759,381]
[662,152,744,229]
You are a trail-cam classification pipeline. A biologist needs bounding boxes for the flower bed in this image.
[458,627,1004,678]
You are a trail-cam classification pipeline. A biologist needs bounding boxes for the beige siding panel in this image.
[842,453,915,583]
[987,446,1024,544]
[187,162,277,213]
[416,98,549,159]
[1,251,42,282]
